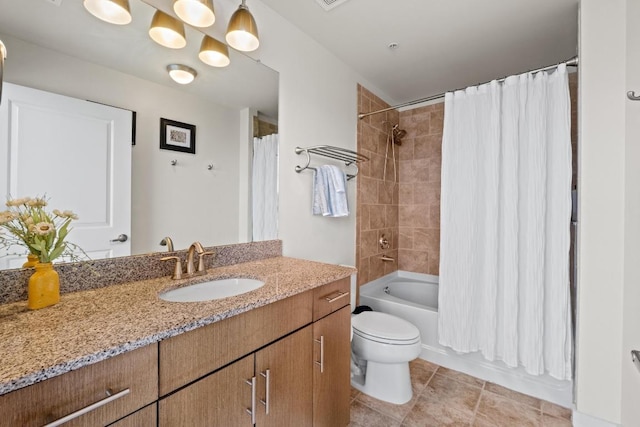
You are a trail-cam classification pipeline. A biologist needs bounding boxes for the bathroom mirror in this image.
[0,0,278,270]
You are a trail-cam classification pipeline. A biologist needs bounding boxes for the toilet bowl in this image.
[350,311,421,404]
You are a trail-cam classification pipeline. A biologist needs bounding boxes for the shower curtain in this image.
[438,64,572,380]
[252,133,278,241]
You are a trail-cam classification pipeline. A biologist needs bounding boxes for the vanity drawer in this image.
[0,344,158,427]
[159,290,313,395]
[313,277,351,321]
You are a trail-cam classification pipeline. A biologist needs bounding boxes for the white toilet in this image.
[350,310,422,404]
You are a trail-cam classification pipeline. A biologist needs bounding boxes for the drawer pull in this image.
[325,291,349,304]
[43,388,130,427]
[245,377,256,424]
[260,369,270,414]
[314,336,325,373]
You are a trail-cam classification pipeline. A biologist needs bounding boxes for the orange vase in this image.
[28,263,60,310]
[22,254,39,268]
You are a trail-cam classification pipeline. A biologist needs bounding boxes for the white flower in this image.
[61,210,78,220]
[6,197,31,207]
[0,210,17,224]
[32,222,55,236]
[27,198,47,208]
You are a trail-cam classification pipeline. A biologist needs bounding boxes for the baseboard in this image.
[572,410,620,427]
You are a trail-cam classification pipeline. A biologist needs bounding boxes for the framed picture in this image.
[160,118,196,154]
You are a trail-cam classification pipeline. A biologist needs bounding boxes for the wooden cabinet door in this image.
[0,344,157,427]
[255,326,313,427]
[108,403,157,427]
[158,354,254,427]
[313,306,351,427]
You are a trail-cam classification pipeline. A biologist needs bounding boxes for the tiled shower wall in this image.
[356,85,400,286]
[357,73,577,286]
[397,103,444,275]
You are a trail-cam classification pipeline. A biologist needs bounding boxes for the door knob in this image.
[110,234,128,243]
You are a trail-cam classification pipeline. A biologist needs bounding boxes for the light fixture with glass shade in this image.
[149,10,187,49]
[83,0,132,25]
[225,0,259,52]
[167,64,197,84]
[198,36,230,67]
[173,0,215,28]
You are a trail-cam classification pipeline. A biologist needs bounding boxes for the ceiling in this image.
[260,0,579,106]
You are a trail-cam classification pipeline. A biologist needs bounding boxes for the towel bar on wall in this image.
[294,145,369,180]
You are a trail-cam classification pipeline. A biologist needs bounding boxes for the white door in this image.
[0,83,132,268]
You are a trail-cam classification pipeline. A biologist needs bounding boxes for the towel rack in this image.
[295,145,369,180]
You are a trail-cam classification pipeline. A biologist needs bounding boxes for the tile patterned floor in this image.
[349,359,573,427]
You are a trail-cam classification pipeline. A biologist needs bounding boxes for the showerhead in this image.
[391,124,406,144]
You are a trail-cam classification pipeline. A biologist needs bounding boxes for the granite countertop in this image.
[0,256,355,396]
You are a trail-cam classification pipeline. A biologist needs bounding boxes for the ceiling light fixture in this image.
[225,0,259,52]
[83,0,132,25]
[167,64,197,84]
[149,10,187,49]
[173,0,215,28]
[199,36,230,67]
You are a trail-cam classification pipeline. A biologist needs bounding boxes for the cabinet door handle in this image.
[325,291,349,303]
[314,336,325,373]
[260,369,270,414]
[245,377,256,424]
[43,388,130,427]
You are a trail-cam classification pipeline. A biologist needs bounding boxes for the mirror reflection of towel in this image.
[312,165,349,217]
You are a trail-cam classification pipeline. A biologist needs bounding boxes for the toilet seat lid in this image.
[352,311,420,342]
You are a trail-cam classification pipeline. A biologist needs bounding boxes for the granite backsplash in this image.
[0,240,282,305]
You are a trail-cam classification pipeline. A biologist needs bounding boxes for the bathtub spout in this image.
[380,254,395,262]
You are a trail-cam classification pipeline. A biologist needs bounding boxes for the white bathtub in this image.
[358,271,573,408]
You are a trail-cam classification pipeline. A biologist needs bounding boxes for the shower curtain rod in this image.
[358,56,579,120]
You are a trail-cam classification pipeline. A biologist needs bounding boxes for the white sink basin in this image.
[159,278,265,302]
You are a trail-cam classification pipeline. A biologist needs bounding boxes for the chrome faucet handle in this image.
[161,256,183,280]
[197,251,215,273]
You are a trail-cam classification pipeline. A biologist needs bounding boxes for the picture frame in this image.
[160,118,196,154]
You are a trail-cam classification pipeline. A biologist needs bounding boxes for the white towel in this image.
[312,165,349,217]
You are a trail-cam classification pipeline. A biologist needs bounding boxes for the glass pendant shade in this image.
[225,1,259,52]
[83,0,132,25]
[167,64,197,84]
[173,0,215,28]
[149,10,187,49]
[198,36,230,67]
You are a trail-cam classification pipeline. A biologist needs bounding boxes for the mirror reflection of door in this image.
[0,83,132,268]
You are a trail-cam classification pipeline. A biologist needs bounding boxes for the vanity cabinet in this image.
[159,326,313,427]
[158,277,351,427]
[0,276,351,426]
[108,404,157,427]
[312,278,351,427]
[0,344,158,426]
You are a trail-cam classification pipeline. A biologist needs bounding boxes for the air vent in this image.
[314,0,350,11]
